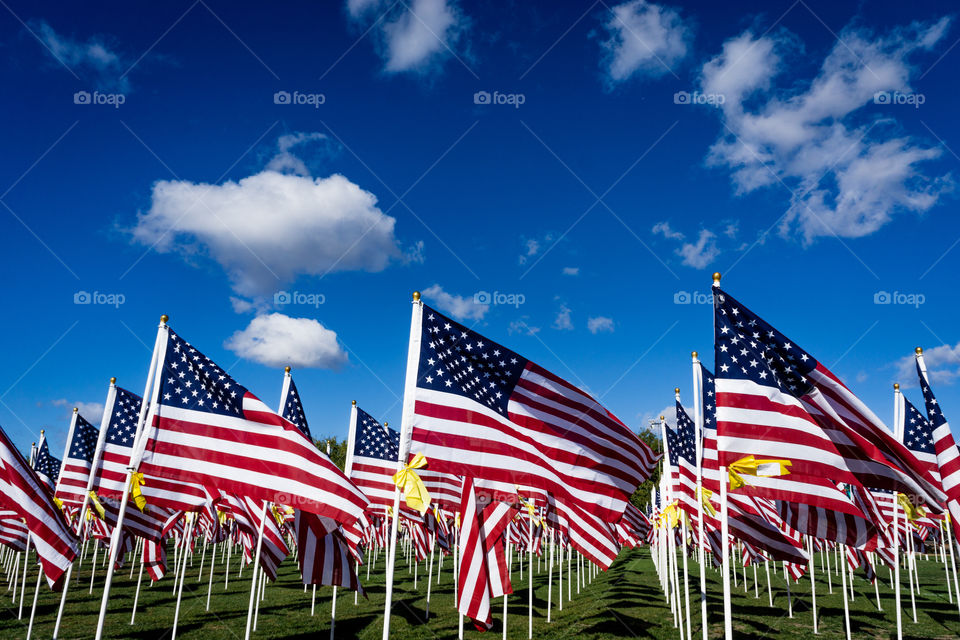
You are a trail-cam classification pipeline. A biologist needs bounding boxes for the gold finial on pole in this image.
[712,272,721,285]
[915,347,923,355]
[674,388,680,394]
[659,416,664,421]
[110,377,116,384]
[160,314,169,324]
[73,407,78,413]
[412,291,421,301]
[40,430,44,436]
[692,351,698,358]
[383,421,388,427]
[894,383,900,390]
[351,400,357,406]
[284,366,291,373]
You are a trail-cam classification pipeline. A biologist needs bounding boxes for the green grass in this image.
[3,544,960,639]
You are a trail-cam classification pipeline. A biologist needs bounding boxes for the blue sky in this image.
[2,0,960,458]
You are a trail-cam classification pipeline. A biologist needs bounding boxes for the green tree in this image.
[630,426,663,511]
[315,435,348,471]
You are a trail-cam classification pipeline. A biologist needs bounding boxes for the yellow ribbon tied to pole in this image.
[727,455,792,490]
[699,488,717,518]
[88,490,106,520]
[129,472,147,512]
[392,453,432,514]
[896,492,924,521]
[660,501,680,529]
[52,496,64,512]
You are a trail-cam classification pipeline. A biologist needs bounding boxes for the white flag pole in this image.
[893,383,904,640]
[383,292,424,640]
[528,514,533,640]
[173,513,198,640]
[675,388,693,640]
[94,316,168,640]
[808,537,818,634]
[51,408,80,639]
[692,352,709,640]
[546,526,554,622]
[244,502,270,640]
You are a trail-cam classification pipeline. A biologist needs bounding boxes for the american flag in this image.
[457,477,492,630]
[92,385,206,513]
[33,435,61,492]
[281,374,312,440]
[915,360,960,541]
[713,286,943,515]
[223,494,288,581]
[666,402,699,518]
[0,425,78,588]
[143,538,167,582]
[348,406,398,512]
[0,510,29,552]
[137,327,368,526]
[480,501,515,598]
[54,414,98,509]
[548,495,619,569]
[409,304,658,523]
[294,510,364,593]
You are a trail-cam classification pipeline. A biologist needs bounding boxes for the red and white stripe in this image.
[0,510,29,552]
[457,478,492,630]
[294,510,364,593]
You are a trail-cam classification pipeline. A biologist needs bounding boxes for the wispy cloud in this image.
[600,0,691,85]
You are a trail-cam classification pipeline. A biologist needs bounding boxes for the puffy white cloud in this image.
[225,313,347,370]
[587,316,615,334]
[601,1,691,84]
[51,399,104,424]
[701,18,953,242]
[422,284,487,321]
[895,343,960,387]
[33,20,130,91]
[677,229,719,268]
[130,166,400,297]
[553,304,573,331]
[347,0,467,74]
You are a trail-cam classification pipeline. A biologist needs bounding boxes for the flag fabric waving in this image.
[137,327,369,526]
[348,407,399,512]
[457,477,492,630]
[409,304,659,523]
[33,435,61,493]
[281,374,312,440]
[54,414,98,509]
[916,360,960,540]
[0,424,78,588]
[294,510,364,593]
[713,286,944,515]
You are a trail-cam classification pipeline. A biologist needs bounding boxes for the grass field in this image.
[3,544,960,639]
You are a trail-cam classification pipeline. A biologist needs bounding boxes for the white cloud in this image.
[347,0,467,74]
[895,343,960,387]
[33,20,130,91]
[601,1,691,84]
[587,316,615,334]
[562,267,580,276]
[51,399,105,424]
[225,313,347,369]
[518,232,555,265]
[652,221,685,240]
[508,317,541,336]
[130,139,400,297]
[701,18,953,243]
[677,229,720,268]
[403,239,426,264]
[639,405,675,430]
[265,132,327,176]
[422,284,487,321]
[553,304,574,331]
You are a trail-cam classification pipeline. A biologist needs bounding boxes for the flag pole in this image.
[546,526,554,622]
[528,511,533,640]
[692,352,708,640]
[383,291,424,640]
[916,347,960,618]
[893,383,904,640]
[676,387,693,640]
[712,272,733,640]
[52,408,80,639]
[94,316,168,640]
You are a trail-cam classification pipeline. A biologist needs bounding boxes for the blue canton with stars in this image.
[917,361,950,430]
[68,415,99,462]
[700,364,716,430]
[159,329,249,417]
[417,305,526,417]
[902,395,935,454]
[34,438,61,483]
[667,401,697,466]
[282,377,311,439]
[713,287,817,398]
[106,387,143,448]
[355,407,398,462]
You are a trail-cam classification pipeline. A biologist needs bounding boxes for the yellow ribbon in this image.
[53,496,64,511]
[659,501,680,529]
[516,488,540,525]
[392,453,432,514]
[455,512,461,529]
[727,456,792,490]
[129,472,147,512]
[700,488,717,518]
[897,493,924,521]
[88,490,105,520]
